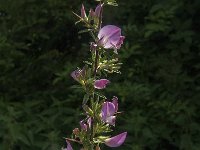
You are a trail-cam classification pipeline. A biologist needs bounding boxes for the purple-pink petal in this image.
[80,120,87,131]
[81,4,87,18]
[87,117,92,129]
[71,67,86,82]
[105,116,116,126]
[101,102,116,120]
[105,132,127,147]
[89,9,95,18]
[116,36,125,49]
[112,96,118,112]
[94,79,110,89]
[71,69,80,81]
[101,99,119,126]
[98,25,125,50]
[66,140,73,150]
[95,4,102,18]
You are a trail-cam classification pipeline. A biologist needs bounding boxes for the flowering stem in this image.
[69,1,127,149]
[88,48,99,149]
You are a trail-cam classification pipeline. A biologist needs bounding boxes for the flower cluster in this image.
[64,1,127,150]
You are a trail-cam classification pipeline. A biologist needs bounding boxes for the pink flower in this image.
[79,118,92,131]
[65,140,73,150]
[71,67,86,82]
[112,96,118,112]
[94,79,110,89]
[98,25,125,51]
[101,98,118,125]
[80,120,87,131]
[104,132,127,147]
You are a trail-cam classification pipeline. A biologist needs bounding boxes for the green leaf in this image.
[78,29,93,34]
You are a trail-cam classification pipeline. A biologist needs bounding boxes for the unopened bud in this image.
[89,9,95,18]
[73,128,80,135]
[95,4,102,18]
[96,145,101,150]
[81,4,87,19]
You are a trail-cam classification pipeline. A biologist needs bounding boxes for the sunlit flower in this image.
[94,79,110,89]
[101,97,118,125]
[98,25,125,52]
[104,132,127,147]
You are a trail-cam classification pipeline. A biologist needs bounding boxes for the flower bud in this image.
[81,4,87,19]
[72,128,80,135]
[89,9,95,18]
[80,120,87,131]
[71,67,86,83]
[95,145,101,150]
[94,4,102,18]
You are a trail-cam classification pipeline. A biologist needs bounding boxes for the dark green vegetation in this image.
[0,0,199,149]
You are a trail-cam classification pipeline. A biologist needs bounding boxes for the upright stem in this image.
[88,47,99,150]
[84,2,103,148]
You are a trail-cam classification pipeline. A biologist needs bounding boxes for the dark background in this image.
[0,0,200,149]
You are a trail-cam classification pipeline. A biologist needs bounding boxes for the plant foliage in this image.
[0,0,200,149]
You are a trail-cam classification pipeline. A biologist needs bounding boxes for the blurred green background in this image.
[0,0,200,149]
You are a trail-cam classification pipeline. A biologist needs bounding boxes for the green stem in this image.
[84,3,103,149]
[90,31,96,41]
